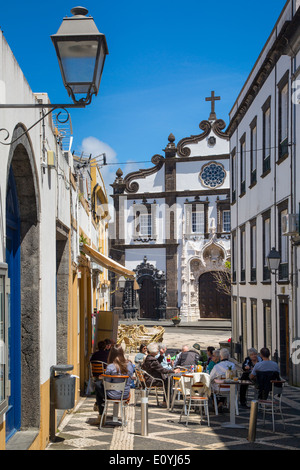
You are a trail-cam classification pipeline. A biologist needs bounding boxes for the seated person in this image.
[239,348,262,407]
[142,343,180,405]
[104,338,115,352]
[206,349,220,374]
[174,345,200,367]
[206,346,215,366]
[90,340,109,369]
[94,345,134,422]
[156,343,172,369]
[210,348,235,383]
[209,348,236,412]
[250,347,281,399]
[134,344,147,366]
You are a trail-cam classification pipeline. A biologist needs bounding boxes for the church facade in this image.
[110,94,231,322]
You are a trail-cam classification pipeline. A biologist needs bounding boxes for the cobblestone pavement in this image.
[46,326,300,453]
[47,383,300,452]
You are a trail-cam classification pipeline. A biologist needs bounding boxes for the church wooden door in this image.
[139,277,156,319]
[199,271,231,319]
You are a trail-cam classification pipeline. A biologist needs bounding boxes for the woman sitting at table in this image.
[94,345,134,423]
[209,348,236,412]
[239,348,262,407]
[142,342,180,406]
[134,343,147,366]
[206,349,220,374]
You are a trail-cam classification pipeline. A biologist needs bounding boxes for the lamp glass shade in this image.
[118,276,126,289]
[51,8,108,102]
[267,247,281,271]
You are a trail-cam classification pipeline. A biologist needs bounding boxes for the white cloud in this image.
[80,136,118,193]
[80,136,151,196]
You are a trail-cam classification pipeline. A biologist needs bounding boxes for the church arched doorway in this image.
[199,271,231,319]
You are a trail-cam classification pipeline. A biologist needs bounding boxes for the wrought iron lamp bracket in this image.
[0,102,85,146]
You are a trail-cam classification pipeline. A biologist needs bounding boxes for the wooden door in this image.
[139,277,156,319]
[279,303,289,378]
[199,271,231,319]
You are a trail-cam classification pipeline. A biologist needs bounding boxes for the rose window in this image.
[199,162,226,188]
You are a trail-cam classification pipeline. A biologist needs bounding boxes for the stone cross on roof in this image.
[205,91,220,121]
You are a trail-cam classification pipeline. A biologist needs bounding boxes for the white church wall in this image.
[176,159,230,192]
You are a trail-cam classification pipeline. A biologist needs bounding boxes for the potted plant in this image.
[171,315,181,326]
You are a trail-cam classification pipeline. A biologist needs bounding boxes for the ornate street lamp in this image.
[118,276,126,290]
[267,247,281,273]
[0,6,108,146]
[51,6,109,105]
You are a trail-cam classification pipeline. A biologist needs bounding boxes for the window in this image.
[262,99,271,174]
[263,300,272,352]
[241,298,248,359]
[191,209,205,233]
[139,213,152,237]
[0,263,9,416]
[232,231,237,283]
[251,299,258,350]
[250,220,257,282]
[185,202,206,235]
[250,118,257,185]
[240,136,246,195]
[278,206,289,280]
[278,76,289,161]
[263,213,271,281]
[231,149,236,203]
[133,202,157,240]
[223,210,231,233]
[232,297,238,345]
[240,226,246,282]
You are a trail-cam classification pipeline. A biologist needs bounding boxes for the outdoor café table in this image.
[214,378,253,429]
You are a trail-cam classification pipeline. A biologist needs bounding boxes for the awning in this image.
[80,243,139,288]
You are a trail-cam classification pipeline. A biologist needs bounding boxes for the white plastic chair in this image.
[100,375,130,429]
[179,374,210,426]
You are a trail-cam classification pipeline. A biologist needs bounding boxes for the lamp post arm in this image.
[0,103,85,146]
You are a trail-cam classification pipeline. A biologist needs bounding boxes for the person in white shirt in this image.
[210,348,235,383]
[209,348,235,412]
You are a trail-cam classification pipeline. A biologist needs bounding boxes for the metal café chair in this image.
[179,374,210,426]
[90,361,107,379]
[135,367,167,406]
[256,371,286,432]
[100,374,130,430]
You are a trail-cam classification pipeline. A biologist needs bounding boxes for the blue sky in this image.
[1,0,287,190]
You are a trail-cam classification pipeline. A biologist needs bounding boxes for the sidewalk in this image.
[46,384,300,451]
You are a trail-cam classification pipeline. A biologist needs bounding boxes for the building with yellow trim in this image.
[0,30,119,450]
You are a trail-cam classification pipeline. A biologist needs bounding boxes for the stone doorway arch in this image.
[6,124,40,436]
[199,271,231,319]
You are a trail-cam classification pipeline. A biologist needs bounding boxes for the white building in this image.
[0,29,112,449]
[228,0,300,385]
[110,94,231,322]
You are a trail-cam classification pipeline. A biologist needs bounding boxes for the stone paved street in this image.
[46,325,300,453]
[46,384,300,452]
